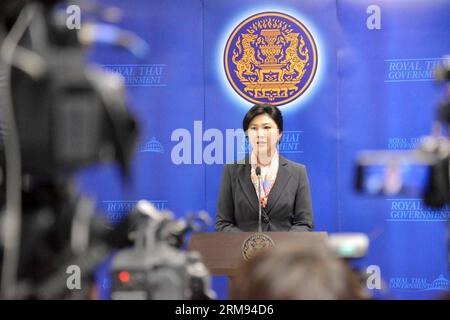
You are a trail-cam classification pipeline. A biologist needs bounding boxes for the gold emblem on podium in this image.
[242,233,275,261]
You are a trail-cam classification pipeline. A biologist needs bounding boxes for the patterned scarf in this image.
[250,151,279,208]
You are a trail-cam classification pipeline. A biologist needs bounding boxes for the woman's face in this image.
[247,114,282,158]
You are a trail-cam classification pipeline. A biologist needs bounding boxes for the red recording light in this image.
[118,271,131,283]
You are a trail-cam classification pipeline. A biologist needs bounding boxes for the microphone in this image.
[255,166,262,232]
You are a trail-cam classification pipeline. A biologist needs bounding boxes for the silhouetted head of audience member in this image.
[230,242,367,300]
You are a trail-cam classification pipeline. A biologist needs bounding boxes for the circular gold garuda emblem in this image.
[224,12,318,106]
[242,233,275,261]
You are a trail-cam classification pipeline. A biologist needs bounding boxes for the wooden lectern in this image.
[188,232,328,290]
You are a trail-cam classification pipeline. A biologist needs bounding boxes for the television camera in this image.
[355,55,450,209]
[0,0,213,300]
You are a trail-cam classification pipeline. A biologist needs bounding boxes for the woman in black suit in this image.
[215,104,314,232]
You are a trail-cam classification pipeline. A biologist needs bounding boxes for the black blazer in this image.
[215,155,314,232]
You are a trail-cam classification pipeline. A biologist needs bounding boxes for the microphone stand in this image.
[256,167,262,233]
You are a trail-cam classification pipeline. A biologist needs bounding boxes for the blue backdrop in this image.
[76,0,450,299]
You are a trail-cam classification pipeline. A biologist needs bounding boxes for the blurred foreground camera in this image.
[110,200,216,300]
[0,0,138,299]
[1,0,215,301]
[355,55,450,209]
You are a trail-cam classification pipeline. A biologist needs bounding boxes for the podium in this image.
[188,232,328,279]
